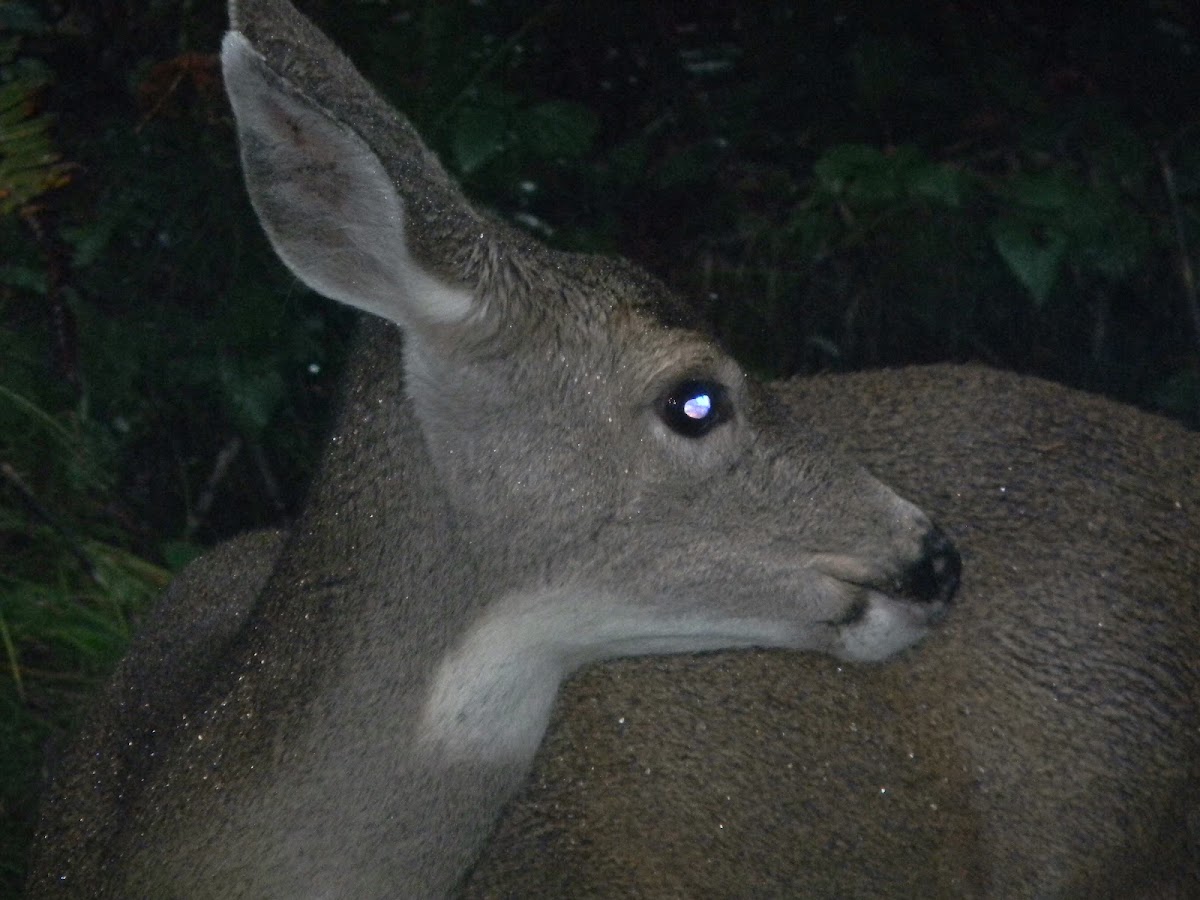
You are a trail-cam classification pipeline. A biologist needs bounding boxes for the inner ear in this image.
[222,31,475,328]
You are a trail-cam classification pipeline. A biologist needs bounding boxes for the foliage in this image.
[0,0,1197,893]
[0,0,351,890]
[0,75,73,217]
[0,2,71,217]
[326,0,1200,414]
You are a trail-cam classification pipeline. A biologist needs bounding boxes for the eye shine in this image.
[662,380,728,437]
[683,393,712,420]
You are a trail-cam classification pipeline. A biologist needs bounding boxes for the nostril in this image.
[899,525,962,605]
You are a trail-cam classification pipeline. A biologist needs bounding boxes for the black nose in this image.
[898,525,961,606]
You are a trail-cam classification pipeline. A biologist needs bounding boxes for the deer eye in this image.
[660,379,730,438]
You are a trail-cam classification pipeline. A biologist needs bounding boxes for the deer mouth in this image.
[830,589,946,662]
[812,525,961,662]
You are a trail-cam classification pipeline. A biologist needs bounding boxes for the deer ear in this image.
[221,31,474,328]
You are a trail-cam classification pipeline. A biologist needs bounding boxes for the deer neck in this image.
[245,320,569,895]
[298,320,565,746]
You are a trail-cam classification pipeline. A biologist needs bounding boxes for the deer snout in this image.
[893,525,961,610]
[810,514,961,663]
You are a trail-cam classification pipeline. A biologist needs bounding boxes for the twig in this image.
[249,439,286,518]
[186,436,243,538]
[1158,147,1200,356]
[0,613,25,701]
[432,4,557,131]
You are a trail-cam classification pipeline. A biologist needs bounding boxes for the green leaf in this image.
[784,203,838,258]
[1008,170,1076,212]
[218,358,286,437]
[814,144,957,208]
[0,77,71,215]
[607,136,650,187]
[0,2,47,33]
[654,139,724,189]
[906,162,966,207]
[450,104,508,176]
[1152,370,1200,421]
[991,218,1067,306]
[0,264,45,292]
[518,101,599,160]
[160,540,203,572]
[62,220,117,269]
[814,144,888,196]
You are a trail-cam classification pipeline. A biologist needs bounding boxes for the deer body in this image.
[26,1,961,897]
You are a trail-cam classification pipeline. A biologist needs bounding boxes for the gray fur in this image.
[26,1,956,897]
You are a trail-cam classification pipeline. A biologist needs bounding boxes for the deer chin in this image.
[830,588,949,663]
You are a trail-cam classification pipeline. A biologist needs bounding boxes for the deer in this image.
[24,0,1197,897]
[26,0,957,895]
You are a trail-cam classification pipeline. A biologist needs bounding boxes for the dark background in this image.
[1,0,1197,892]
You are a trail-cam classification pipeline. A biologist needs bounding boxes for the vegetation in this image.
[1,0,1197,892]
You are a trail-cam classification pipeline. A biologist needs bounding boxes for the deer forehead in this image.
[405,301,743,420]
